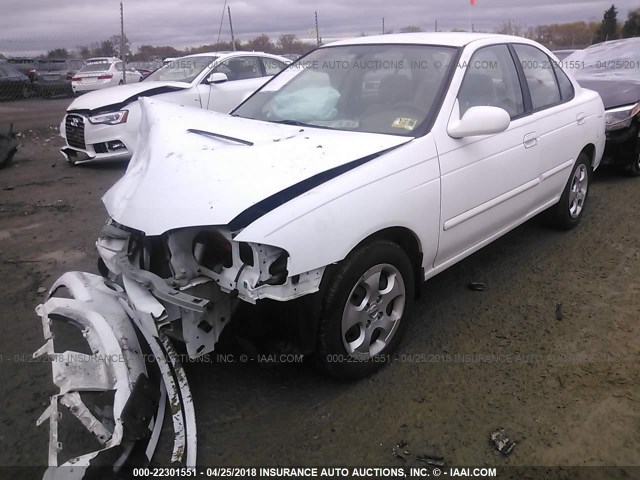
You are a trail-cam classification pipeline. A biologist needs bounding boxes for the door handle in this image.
[576,113,586,125]
[523,132,538,149]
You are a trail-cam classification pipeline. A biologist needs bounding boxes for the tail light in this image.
[71,76,81,81]
[97,74,113,80]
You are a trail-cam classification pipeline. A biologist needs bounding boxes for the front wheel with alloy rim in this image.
[547,152,591,229]
[316,240,414,380]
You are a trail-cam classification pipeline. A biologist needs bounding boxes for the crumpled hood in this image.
[575,77,640,109]
[103,98,410,236]
[67,81,190,112]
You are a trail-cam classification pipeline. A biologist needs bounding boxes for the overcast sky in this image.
[1,0,638,55]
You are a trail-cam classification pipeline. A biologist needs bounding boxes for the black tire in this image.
[625,132,640,177]
[316,240,415,380]
[547,152,591,229]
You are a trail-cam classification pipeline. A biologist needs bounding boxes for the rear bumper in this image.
[33,81,72,92]
[72,81,113,93]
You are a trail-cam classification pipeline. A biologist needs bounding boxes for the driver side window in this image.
[458,45,524,119]
[213,57,261,81]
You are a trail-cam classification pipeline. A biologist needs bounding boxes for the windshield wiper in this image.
[187,128,253,146]
[271,119,333,129]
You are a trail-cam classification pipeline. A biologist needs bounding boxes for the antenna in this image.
[315,11,321,47]
[120,2,126,83]
[382,17,385,35]
[228,5,236,51]
[215,0,228,50]
[208,0,229,110]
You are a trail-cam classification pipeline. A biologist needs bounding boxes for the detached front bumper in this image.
[35,271,197,477]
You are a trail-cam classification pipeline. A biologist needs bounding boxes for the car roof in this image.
[178,51,282,59]
[86,57,120,62]
[584,37,640,50]
[327,32,530,48]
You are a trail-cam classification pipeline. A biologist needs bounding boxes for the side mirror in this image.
[206,72,228,84]
[448,106,511,139]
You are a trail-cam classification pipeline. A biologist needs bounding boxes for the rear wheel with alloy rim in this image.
[316,240,414,380]
[547,152,591,229]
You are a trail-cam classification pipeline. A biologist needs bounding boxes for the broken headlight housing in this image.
[605,102,640,132]
[88,110,129,125]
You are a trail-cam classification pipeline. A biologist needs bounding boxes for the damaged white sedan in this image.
[36,33,605,474]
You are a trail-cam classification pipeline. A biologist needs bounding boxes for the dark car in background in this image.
[136,68,153,80]
[0,61,30,99]
[7,57,37,82]
[566,38,640,175]
[32,58,84,97]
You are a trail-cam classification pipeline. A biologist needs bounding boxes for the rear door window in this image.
[513,44,561,110]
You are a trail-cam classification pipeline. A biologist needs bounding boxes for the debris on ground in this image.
[490,428,516,456]
[467,282,486,291]
[0,124,18,169]
[555,303,563,321]
[392,441,445,467]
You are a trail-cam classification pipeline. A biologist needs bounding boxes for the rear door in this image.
[511,44,587,205]
[434,44,540,267]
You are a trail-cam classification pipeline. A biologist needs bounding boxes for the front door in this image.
[434,44,540,268]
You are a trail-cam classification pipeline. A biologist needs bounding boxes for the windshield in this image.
[565,38,640,80]
[233,44,458,136]
[144,56,217,83]
[80,60,111,72]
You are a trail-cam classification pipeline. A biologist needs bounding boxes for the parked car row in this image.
[59,51,290,164]
[4,57,84,98]
[0,57,153,99]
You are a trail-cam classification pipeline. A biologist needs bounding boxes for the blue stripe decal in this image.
[228,142,409,231]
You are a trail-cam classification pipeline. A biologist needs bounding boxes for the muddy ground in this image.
[0,102,638,477]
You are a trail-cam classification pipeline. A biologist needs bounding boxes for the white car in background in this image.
[71,57,141,93]
[60,51,289,164]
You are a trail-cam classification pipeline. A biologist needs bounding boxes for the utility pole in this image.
[382,17,385,34]
[120,2,126,83]
[228,5,236,51]
[315,11,321,47]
